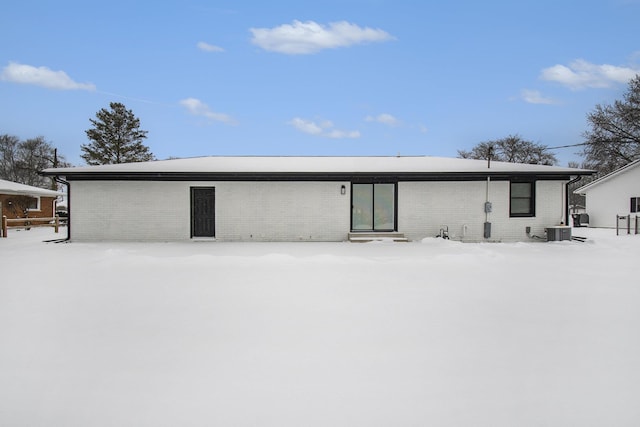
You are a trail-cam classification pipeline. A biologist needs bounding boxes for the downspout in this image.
[484,146,492,239]
[54,175,71,241]
[565,175,583,227]
[485,176,491,224]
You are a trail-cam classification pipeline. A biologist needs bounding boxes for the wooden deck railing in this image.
[1,216,62,238]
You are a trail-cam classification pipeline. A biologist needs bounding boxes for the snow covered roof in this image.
[43,156,593,178]
[0,179,63,197]
[574,159,640,194]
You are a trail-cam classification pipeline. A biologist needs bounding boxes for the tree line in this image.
[2,75,640,190]
[459,74,640,176]
[0,135,70,189]
[1,102,155,189]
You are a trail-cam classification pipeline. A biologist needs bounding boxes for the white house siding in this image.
[215,181,350,242]
[70,180,350,242]
[71,181,191,241]
[398,180,567,242]
[70,178,567,242]
[580,166,640,228]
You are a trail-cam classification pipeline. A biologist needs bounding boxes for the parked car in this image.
[56,209,68,225]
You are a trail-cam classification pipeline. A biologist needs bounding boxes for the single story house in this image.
[41,156,593,242]
[574,159,640,228]
[0,179,62,221]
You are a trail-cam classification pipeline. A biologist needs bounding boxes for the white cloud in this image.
[179,98,237,125]
[326,129,361,139]
[250,20,394,54]
[289,117,324,135]
[540,59,640,89]
[365,113,400,127]
[521,89,556,105]
[0,62,95,90]
[197,42,225,52]
[288,117,360,139]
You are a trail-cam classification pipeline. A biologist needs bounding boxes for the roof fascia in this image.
[574,159,640,194]
[45,171,585,182]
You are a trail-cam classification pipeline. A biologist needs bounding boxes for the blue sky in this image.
[1,0,639,166]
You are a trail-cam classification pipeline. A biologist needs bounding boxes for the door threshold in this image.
[348,232,408,242]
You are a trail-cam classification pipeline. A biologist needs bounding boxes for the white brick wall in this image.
[215,181,350,241]
[70,179,566,242]
[70,180,350,241]
[399,180,566,242]
[71,181,191,241]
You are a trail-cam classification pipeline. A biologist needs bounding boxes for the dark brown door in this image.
[191,187,215,237]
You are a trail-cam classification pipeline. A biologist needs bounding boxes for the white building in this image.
[42,156,592,242]
[574,159,640,228]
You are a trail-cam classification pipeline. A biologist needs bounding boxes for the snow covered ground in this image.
[1,227,639,426]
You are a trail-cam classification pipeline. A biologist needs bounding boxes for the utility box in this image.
[545,226,571,241]
[484,222,491,238]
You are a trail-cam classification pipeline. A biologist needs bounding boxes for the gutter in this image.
[565,175,583,226]
[40,170,589,182]
[53,175,70,242]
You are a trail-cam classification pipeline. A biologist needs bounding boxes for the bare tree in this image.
[0,134,69,188]
[0,134,21,182]
[582,74,640,175]
[458,135,557,165]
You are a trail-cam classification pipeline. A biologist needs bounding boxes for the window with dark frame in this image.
[510,181,535,217]
[27,197,38,210]
[351,182,396,232]
[631,197,640,213]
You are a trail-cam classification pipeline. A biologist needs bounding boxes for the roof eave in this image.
[40,170,590,182]
[573,160,640,194]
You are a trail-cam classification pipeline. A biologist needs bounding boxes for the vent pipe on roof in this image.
[487,145,493,169]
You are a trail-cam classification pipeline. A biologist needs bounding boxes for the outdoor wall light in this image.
[340,185,346,195]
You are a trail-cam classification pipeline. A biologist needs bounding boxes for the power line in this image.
[545,142,590,150]
[546,139,640,150]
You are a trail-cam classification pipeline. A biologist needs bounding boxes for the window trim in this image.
[510,181,536,218]
[350,182,398,232]
[28,196,41,212]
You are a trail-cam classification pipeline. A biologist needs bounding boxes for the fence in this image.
[616,215,640,236]
[1,216,62,238]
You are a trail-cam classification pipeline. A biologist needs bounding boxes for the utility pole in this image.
[50,148,58,190]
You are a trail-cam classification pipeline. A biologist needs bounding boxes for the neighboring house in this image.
[0,179,62,223]
[41,156,592,242]
[574,159,640,228]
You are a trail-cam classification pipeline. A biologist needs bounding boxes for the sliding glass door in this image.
[351,183,396,231]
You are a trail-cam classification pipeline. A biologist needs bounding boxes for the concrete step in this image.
[348,232,409,243]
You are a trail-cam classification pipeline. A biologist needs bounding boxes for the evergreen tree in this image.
[81,102,154,165]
